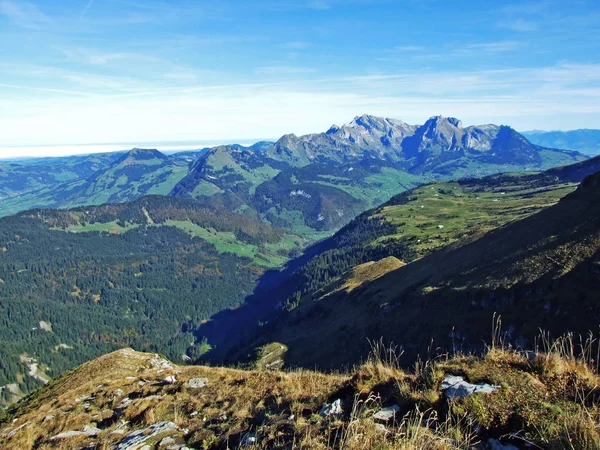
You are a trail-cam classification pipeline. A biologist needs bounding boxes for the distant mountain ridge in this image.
[0,114,587,233]
[523,129,600,156]
[267,114,580,170]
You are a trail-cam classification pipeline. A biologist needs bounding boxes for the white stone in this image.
[320,398,343,416]
[116,421,178,450]
[441,375,499,399]
[241,432,257,447]
[187,377,208,389]
[373,404,400,422]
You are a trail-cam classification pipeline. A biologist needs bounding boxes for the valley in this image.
[0,196,305,406]
[0,115,599,449]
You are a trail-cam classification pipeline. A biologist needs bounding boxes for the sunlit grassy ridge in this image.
[372,175,577,259]
[1,329,598,449]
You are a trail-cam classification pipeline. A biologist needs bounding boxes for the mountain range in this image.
[524,128,600,156]
[0,115,586,235]
[0,114,599,433]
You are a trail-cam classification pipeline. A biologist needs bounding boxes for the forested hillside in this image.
[0,196,303,406]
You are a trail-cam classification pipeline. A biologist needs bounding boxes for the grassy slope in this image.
[256,172,600,370]
[56,217,305,268]
[0,153,189,217]
[1,337,599,449]
[373,176,576,258]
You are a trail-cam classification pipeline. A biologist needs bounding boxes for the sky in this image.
[0,0,599,157]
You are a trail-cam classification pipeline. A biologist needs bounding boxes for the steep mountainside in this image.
[245,170,600,369]
[524,129,600,156]
[197,157,600,366]
[0,196,304,406]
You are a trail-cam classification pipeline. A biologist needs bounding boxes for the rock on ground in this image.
[187,377,208,389]
[320,399,343,417]
[441,375,499,399]
[49,425,100,441]
[116,421,178,450]
[373,404,400,422]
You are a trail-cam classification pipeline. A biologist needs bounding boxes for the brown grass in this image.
[2,327,600,449]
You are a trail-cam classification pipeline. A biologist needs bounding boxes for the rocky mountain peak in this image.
[425,116,463,130]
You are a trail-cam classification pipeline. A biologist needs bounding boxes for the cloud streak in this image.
[80,0,94,19]
[1,62,599,151]
[0,1,50,29]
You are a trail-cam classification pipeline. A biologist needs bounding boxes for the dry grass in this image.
[1,327,600,449]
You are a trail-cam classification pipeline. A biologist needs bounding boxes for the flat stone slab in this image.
[441,375,499,399]
[187,377,208,389]
[49,425,100,441]
[116,421,178,450]
[373,404,400,422]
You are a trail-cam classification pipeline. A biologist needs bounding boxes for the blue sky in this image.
[0,0,599,155]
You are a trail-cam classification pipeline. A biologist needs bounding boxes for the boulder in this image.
[373,404,400,422]
[116,421,178,450]
[441,375,499,399]
[320,399,343,417]
[49,425,100,441]
[187,377,208,389]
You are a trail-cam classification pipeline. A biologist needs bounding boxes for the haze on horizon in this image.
[0,0,599,158]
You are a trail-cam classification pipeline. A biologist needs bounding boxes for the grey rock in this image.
[373,404,400,422]
[116,421,178,450]
[116,397,133,410]
[49,430,88,440]
[187,377,208,389]
[159,436,176,447]
[441,375,499,399]
[81,425,101,436]
[320,398,343,417]
[49,425,100,440]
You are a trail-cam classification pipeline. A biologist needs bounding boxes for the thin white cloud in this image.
[0,0,50,29]
[80,0,94,19]
[1,63,599,152]
[463,41,521,53]
[393,46,426,52]
[500,18,539,32]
